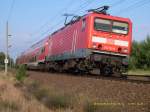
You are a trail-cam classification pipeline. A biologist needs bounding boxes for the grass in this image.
[26,81,73,110]
[84,101,122,112]
[128,69,150,76]
[0,71,50,112]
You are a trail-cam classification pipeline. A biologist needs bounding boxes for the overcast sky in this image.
[0,0,150,59]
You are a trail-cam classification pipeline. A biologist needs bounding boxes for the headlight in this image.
[93,43,97,48]
[122,48,128,53]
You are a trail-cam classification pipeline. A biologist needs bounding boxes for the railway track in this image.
[72,73,150,84]
[126,75,150,82]
[27,70,150,84]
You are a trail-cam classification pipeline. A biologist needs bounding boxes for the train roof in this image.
[21,36,49,56]
[90,12,131,22]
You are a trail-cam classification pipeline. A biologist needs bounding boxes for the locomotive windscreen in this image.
[94,18,128,35]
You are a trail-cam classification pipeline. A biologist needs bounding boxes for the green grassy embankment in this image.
[128,69,150,76]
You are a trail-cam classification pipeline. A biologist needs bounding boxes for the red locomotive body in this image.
[90,13,132,55]
[17,6,132,76]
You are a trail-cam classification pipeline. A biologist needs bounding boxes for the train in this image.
[16,6,132,76]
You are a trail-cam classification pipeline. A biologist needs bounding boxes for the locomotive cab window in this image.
[94,18,111,32]
[94,18,129,35]
[112,21,128,34]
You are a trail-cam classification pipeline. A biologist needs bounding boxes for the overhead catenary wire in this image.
[44,0,127,36]
[31,0,77,37]
[71,0,95,14]
[42,0,95,36]
[36,18,64,40]
[110,0,127,8]
[32,0,94,38]
[31,0,96,43]
[49,0,95,31]
[116,0,150,14]
[29,0,129,41]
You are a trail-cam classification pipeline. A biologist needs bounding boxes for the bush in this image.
[34,88,72,110]
[15,65,27,83]
[34,87,50,101]
[0,65,5,70]
[26,81,72,110]
[45,93,72,110]
[0,100,19,112]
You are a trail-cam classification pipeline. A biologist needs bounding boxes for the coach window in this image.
[41,47,45,53]
[82,18,86,31]
[34,56,37,61]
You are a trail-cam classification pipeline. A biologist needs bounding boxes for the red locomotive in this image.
[16,6,132,76]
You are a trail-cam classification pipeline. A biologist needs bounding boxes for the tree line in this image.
[129,35,150,70]
[0,52,14,66]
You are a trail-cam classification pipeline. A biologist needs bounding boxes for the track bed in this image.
[27,71,150,112]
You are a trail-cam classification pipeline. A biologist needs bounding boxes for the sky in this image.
[0,0,150,60]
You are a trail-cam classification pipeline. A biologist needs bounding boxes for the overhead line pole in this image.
[4,0,15,75]
[5,21,9,75]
